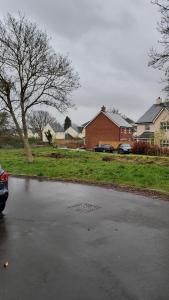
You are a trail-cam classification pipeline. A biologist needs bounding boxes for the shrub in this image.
[0,135,22,148]
[132,141,150,155]
[0,135,46,148]
[132,141,169,156]
[28,137,47,147]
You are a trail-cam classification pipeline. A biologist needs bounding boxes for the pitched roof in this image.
[137,102,169,124]
[76,126,84,134]
[105,112,133,128]
[28,128,39,134]
[71,125,83,133]
[137,131,154,139]
[84,111,132,129]
[62,124,83,135]
[81,121,90,128]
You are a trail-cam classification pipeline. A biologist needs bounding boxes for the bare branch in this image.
[0,12,80,162]
[27,110,62,140]
[149,0,169,95]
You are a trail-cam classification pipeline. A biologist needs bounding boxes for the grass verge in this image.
[0,147,169,195]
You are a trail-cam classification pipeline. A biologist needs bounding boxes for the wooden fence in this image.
[54,139,84,149]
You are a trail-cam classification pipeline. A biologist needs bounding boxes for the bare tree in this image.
[0,111,10,134]
[107,107,120,114]
[149,0,169,94]
[27,110,62,141]
[0,13,80,162]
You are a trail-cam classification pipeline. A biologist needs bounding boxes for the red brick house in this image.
[84,106,133,149]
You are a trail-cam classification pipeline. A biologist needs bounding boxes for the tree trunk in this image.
[7,95,34,163]
[23,136,34,163]
[22,112,34,163]
[40,130,43,141]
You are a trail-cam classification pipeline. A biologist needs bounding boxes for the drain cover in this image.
[68,203,101,213]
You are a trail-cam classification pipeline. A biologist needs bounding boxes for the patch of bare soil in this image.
[47,153,66,159]
[34,153,67,159]
[102,156,169,167]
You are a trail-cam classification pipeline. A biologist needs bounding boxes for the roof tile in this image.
[137,102,169,124]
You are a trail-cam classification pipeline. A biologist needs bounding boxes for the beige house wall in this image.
[27,129,39,138]
[42,124,56,142]
[42,124,86,142]
[78,128,85,139]
[65,127,79,138]
[154,109,169,139]
[136,108,169,146]
[136,123,154,136]
[55,132,65,139]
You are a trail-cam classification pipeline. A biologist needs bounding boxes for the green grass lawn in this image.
[0,147,169,193]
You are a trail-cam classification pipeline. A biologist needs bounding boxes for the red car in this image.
[0,167,9,213]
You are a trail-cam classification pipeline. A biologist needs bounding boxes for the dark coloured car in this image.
[117,143,132,154]
[94,144,114,153]
[0,167,9,213]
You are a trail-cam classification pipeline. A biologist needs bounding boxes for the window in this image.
[121,128,126,134]
[160,140,169,147]
[145,124,150,131]
[160,121,169,131]
[128,128,132,134]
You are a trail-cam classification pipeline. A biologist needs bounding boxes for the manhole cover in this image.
[68,203,101,213]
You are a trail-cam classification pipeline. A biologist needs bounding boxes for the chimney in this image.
[156,97,162,105]
[101,105,106,112]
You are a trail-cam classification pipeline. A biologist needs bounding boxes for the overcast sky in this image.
[0,0,164,125]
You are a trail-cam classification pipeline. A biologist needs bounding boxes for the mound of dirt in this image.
[48,153,66,159]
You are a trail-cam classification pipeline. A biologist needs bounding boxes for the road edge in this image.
[9,174,169,202]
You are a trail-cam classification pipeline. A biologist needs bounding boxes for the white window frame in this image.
[160,121,169,131]
[160,140,169,147]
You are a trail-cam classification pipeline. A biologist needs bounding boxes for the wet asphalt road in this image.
[0,177,169,300]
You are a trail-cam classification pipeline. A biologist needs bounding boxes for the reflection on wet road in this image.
[0,177,169,300]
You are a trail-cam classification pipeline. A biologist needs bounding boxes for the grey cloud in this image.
[0,0,164,124]
[3,0,137,39]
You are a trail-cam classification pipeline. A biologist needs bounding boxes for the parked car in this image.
[117,143,132,154]
[0,167,9,213]
[94,144,114,153]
